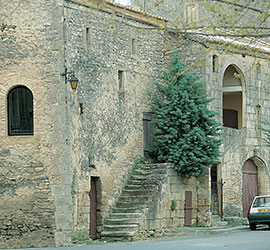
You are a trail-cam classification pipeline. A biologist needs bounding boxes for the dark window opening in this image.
[143,112,156,160]
[8,86,33,136]
[86,27,90,44]
[118,70,124,91]
[212,55,218,72]
[223,109,238,129]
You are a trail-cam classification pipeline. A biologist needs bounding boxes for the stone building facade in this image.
[1,0,270,248]
[130,0,270,31]
[166,31,270,221]
[138,0,270,222]
[1,0,206,248]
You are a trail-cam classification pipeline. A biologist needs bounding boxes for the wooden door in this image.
[242,160,258,218]
[184,191,192,226]
[90,177,98,239]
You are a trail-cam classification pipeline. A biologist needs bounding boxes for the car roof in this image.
[254,195,270,199]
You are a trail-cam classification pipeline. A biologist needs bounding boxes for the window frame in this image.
[7,86,34,136]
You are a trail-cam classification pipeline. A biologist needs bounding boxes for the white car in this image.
[247,195,270,230]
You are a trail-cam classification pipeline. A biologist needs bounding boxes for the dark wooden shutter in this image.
[8,87,33,135]
[223,109,238,129]
[184,191,192,226]
[143,113,155,160]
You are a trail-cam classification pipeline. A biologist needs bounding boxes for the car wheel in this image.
[250,223,256,231]
[268,224,270,229]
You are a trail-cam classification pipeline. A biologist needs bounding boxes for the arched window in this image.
[8,86,33,136]
[222,65,243,129]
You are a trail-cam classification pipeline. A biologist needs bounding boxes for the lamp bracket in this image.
[61,68,75,84]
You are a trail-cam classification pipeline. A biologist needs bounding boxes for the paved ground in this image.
[15,225,270,250]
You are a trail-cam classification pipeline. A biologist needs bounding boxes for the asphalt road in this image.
[16,226,270,250]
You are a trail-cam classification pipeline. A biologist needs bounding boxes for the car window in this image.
[253,197,270,207]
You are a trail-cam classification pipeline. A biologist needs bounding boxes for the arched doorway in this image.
[242,159,258,217]
[223,65,244,129]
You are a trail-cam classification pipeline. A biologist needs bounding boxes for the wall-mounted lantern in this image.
[61,68,79,90]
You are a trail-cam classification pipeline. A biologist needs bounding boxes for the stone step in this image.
[112,207,142,213]
[126,179,161,186]
[129,174,164,182]
[103,224,138,231]
[101,230,136,237]
[100,230,136,241]
[104,217,140,225]
[115,200,147,208]
[139,164,169,170]
[101,164,168,241]
[133,168,167,176]
[124,183,160,190]
[121,189,157,196]
[118,195,149,203]
[108,212,142,219]
[116,197,159,207]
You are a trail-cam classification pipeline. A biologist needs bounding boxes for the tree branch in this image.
[210,0,265,14]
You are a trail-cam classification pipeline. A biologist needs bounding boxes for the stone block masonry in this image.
[101,163,211,241]
[2,0,270,248]
[62,0,167,242]
[139,166,210,236]
[0,0,167,247]
[0,158,55,249]
[0,0,77,247]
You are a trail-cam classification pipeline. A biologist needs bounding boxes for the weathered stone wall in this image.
[130,0,270,30]
[1,0,167,247]
[1,0,168,247]
[168,33,270,219]
[2,0,270,248]
[138,165,211,237]
[0,0,74,248]
[62,0,166,238]
[215,52,270,218]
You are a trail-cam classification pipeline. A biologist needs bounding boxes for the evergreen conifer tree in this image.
[151,52,222,177]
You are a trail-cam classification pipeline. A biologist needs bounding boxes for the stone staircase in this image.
[101,164,168,241]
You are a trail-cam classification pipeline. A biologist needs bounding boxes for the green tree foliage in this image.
[150,52,222,177]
